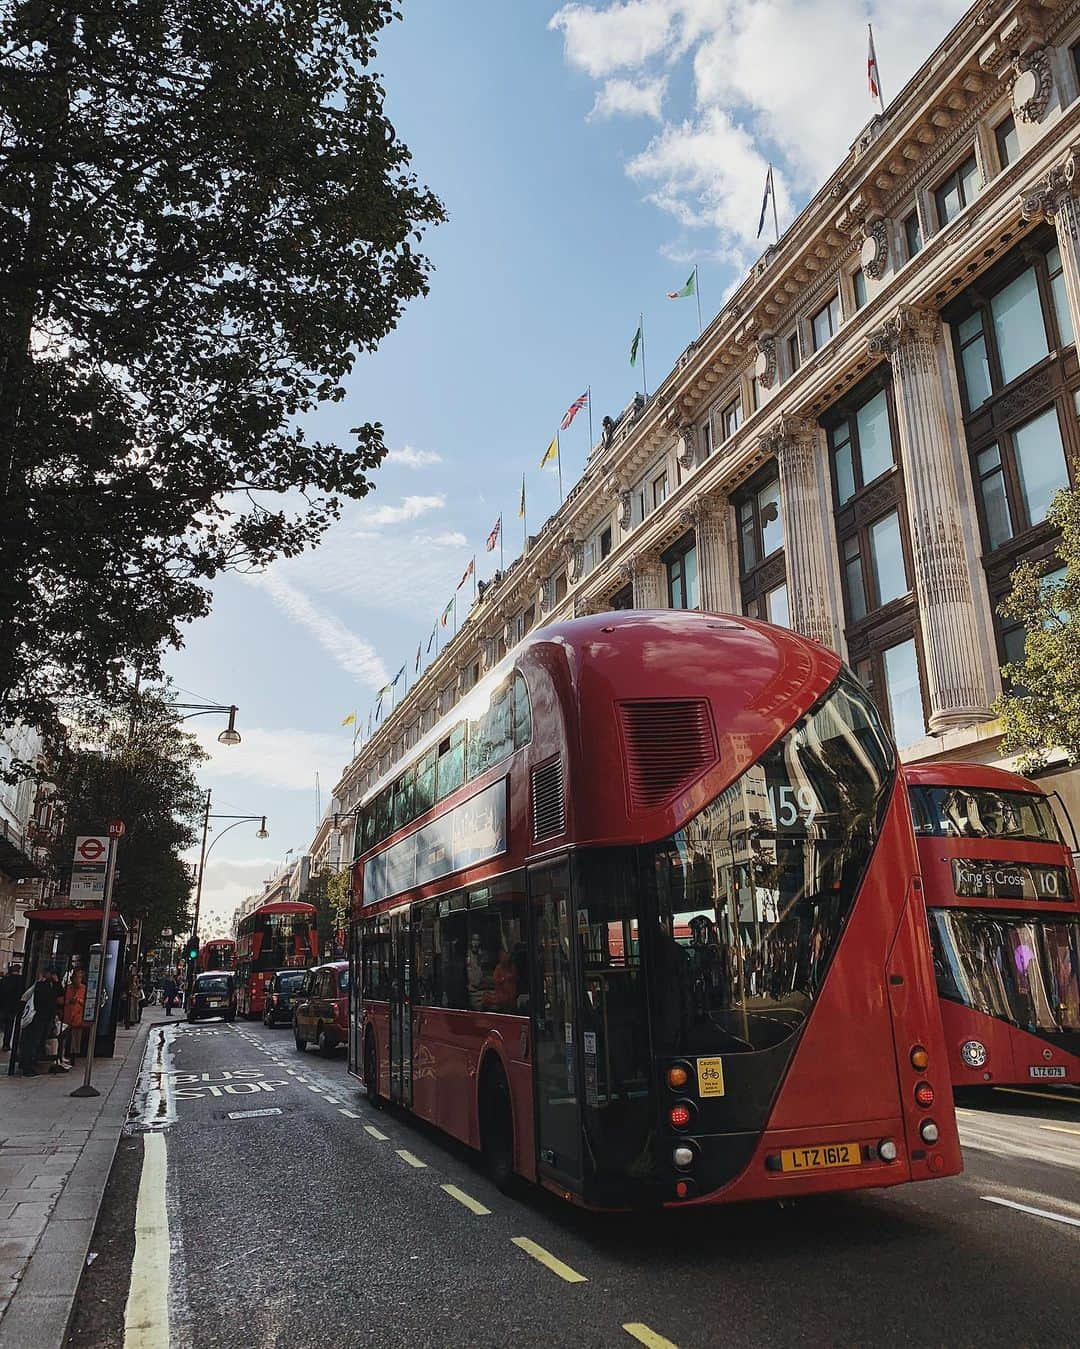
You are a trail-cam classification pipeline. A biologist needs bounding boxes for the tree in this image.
[304,866,349,958]
[45,687,206,947]
[993,484,1080,771]
[0,1,445,740]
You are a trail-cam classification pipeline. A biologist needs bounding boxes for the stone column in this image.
[761,416,839,650]
[1021,145,1080,341]
[867,305,994,731]
[681,493,738,613]
[623,551,665,609]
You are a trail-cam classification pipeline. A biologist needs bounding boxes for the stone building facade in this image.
[332,0,1080,835]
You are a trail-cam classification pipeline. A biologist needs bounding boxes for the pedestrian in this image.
[19,964,60,1076]
[1,962,23,1051]
[124,966,142,1029]
[162,972,178,1016]
[61,967,87,1064]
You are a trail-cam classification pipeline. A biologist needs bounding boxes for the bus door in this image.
[388,909,412,1108]
[529,860,583,1190]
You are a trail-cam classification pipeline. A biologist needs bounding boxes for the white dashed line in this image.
[981,1196,1080,1228]
[364,1125,389,1141]
[339,1109,360,1119]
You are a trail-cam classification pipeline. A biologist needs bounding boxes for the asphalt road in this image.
[70,1018,1080,1349]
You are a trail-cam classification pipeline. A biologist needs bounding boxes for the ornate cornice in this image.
[1020,143,1080,222]
[866,304,940,361]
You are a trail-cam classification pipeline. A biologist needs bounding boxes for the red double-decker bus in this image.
[196,939,235,973]
[349,611,960,1209]
[236,901,317,1018]
[906,762,1080,1090]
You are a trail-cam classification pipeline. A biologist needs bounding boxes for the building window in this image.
[934,152,979,228]
[852,267,868,311]
[881,638,927,746]
[841,508,910,623]
[751,372,764,412]
[973,408,1070,554]
[903,210,922,260]
[736,475,783,573]
[599,525,613,559]
[1000,564,1067,669]
[610,582,633,610]
[701,419,713,460]
[720,397,742,440]
[827,385,895,505]
[553,571,568,604]
[1073,40,1080,92]
[994,112,1019,169]
[664,532,699,610]
[652,470,669,510]
[1047,244,1075,347]
[787,330,801,376]
[811,293,841,351]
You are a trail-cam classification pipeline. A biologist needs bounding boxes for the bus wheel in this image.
[364,1031,382,1108]
[480,1060,515,1193]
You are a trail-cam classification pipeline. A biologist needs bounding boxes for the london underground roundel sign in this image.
[74,836,108,864]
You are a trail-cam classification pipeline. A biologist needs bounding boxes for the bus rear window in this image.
[910,786,1062,844]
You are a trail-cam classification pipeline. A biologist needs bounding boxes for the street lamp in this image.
[189,788,269,952]
[170,702,243,746]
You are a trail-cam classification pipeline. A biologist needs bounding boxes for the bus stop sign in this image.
[108,819,125,839]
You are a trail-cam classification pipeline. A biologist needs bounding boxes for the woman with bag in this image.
[61,968,87,1066]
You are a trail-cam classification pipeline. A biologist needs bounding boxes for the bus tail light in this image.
[669,1101,695,1130]
[666,1063,691,1090]
[909,1045,929,1070]
[919,1120,939,1145]
[673,1145,695,1169]
[914,1082,935,1108]
[878,1139,898,1163]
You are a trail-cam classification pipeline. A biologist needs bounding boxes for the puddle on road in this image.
[126,1025,180,1133]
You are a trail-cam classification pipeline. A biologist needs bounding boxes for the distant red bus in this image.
[196,939,235,973]
[350,611,960,1210]
[236,901,317,1018]
[907,762,1080,1089]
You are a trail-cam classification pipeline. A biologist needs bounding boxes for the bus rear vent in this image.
[617,699,718,810]
[531,759,566,842]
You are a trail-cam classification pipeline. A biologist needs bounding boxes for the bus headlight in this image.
[960,1040,987,1068]
[878,1139,898,1163]
[919,1120,939,1145]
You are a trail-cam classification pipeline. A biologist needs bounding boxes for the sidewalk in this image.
[0,1013,170,1347]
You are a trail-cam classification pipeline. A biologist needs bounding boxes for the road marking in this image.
[396,1149,427,1168]
[123,1133,170,1349]
[981,1196,1080,1228]
[339,1109,360,1119]
[440,1184,491,1215]
[623,1324,678,1349]
[227,1108,282,1120]
[324,1096,340,1104]
[364,1124,389,1140]
[306,1085,325,1094]
[993,1086,1079,1106]
[295,1075,309,1083]
[511,1237,588,1283]
[1039,1123,1080,1137]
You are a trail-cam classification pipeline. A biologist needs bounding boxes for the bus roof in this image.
[903,761,1044,794]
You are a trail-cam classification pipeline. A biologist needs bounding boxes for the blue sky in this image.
[169,0,968,933]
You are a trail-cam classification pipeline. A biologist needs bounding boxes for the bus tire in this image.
[479,1059,515,1194]
[364,1031,382,1107]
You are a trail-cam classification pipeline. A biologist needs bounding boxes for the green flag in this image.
[630,324,643,367]
[666,271,695,299]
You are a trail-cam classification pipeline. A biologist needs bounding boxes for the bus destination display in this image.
[950,858,1071,901]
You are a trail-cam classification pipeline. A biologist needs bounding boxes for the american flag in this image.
[486,517,501,552]
[560,391,589,430]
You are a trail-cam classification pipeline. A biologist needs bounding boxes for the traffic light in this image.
[185,935,199,963]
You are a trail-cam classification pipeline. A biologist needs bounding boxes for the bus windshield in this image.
[644,675,893,1057]
[929,910,1080,1034]
[910,786,1061,844]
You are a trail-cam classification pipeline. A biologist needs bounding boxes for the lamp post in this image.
[189,789,268,972]
[170,703,242,745]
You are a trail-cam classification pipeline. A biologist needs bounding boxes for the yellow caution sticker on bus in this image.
[697,1056,725,1097]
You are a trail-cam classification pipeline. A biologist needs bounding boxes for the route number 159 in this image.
[769,785,817,828]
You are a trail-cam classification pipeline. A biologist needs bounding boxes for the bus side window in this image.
[414,750,436,819]
[465,874,529,1014]
[438,897,468,1009]
[436,725,465,801]
[513,673,532,749]
[413,901,440,1007]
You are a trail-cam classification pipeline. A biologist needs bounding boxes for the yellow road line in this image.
[1040,1123,1080,1137]
[339,1109,360,1119]
[623,1324,679,1349]
[396,1149,427,1168]
[511,1237,588,1283]
[440,1183,491,1215]
[364,1124,389,1140]
[993,1086,1079,1106]
[123,1133,170,1349]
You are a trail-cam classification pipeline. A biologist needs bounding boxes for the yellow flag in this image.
[539,434,558,469]
[341,712,356,727]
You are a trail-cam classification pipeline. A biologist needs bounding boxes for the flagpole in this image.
[586,385,594,456]
[694,265,702,336]
[472,555,477,603]
[499,514,504,573]
[453,593,457,638]
[640,312,648,399]
[770,166,779,243]
[556,431,564,503]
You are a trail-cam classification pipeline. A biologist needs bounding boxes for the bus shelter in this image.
[21,907,128,1058]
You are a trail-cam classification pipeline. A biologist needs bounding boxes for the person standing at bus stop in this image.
[1,962,22,1051]
[162,972,178,1015]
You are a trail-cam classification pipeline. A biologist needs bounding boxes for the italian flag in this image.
[667,271,695,299]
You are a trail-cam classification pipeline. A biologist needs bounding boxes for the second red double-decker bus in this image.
[349,611,960,1209]
[906,762,1080,1089]
[235,901,317,1018]
[196,938,235,973]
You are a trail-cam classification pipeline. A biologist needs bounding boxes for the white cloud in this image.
[193,725,352,793]
[588,75,667,121]
[364,494,445,526]
[384,446,442,469]
[553,1,970,254]
[420,530,468,548]
[246,572,388,688]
